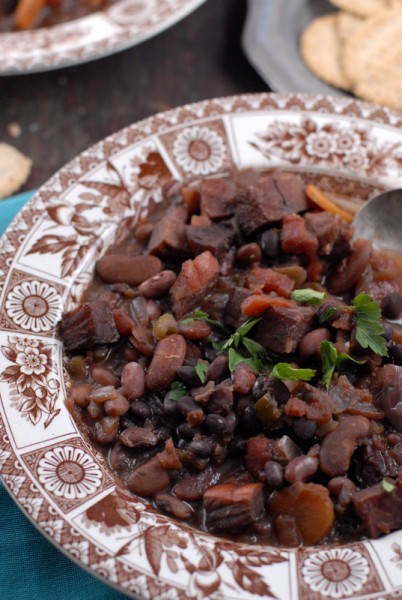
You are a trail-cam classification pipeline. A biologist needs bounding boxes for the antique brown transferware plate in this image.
[1,93,402,599]
[0,0,206,75]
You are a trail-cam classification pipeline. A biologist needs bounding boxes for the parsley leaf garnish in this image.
[194,362,208,384]
[221,317,262,352]
[318,306,338,324]
[353,292,388,356]
[321,340,366,389]
[181,310,228,333]
[167,381,188,401]
[291,288,328,305]
[228,348,262,373]
[270,362,315,382]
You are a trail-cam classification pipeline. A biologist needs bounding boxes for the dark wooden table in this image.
[1,0,268,191]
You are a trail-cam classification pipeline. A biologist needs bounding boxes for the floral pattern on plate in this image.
[0,0,206,75]
[2,93,402,599]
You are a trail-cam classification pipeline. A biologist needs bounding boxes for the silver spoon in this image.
[353,189,402,252]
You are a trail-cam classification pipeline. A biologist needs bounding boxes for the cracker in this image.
[300,14,350,90]
[328,0,395,18]
[337,11,363,44]
[0,143,32,199]
[342,7,402,109]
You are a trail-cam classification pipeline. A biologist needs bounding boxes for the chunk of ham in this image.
[60,300,120,351]
[170,250,220,318]
[147,204,190,257]
[185,222,235,259]
[200,177,237,219]
[254,304,315,353]
[352,480,402,538]
[233,172,308,235]
[203,483,265,531]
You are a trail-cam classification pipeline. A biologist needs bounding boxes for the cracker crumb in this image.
[6,122,22,138]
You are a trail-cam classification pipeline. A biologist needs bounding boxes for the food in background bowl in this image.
[300,0,402,110]
[0,0,118,31]
[61,168,402,547]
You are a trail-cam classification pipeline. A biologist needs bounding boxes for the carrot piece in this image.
[305,184,353,223]
[241,293,293,317]
[270,482,334,545]
[15,0,47,29]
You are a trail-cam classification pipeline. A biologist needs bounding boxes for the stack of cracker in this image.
[0,143,32,200]
[300,0,402,110]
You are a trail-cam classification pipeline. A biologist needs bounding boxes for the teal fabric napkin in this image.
[0,191,129,599]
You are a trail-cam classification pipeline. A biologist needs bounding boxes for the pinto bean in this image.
[320,415,371,477]
[146,334,187,392]
[236,243,262,266]
[91,416,119,445]
[146,300,161,322]
[138,270,177,298]
[178,320,212,340]
[121,361,145,400]
[71,383,93,408]
[120,427,158,448]
[96,254,162,285]
[87,385,119,404]
[155,493,193,520]
[104,394,130,417]
[109,440,129,471]
[326,239,372,295]
[232,363,256,395]
[284,455,318,483]
[91,367,119,387]
[87,400,103,420]
[299,328,331,359]
[126,456,171,496]
[134,222,153,242]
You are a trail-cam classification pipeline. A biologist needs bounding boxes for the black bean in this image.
[389,344,402,366]
[130,400,151,420]
[177,396,204,417]
[177,423,202,440]
[187,438,213,458]
[382,293,402,320]
[252,377,290,406]
[205,412,236,437]
[260,228,280,258]
[382,323,394,342]
[228,435,248,456]
[292,418,317,440]
[207,355,229,382]
[177,365,202,386]
[241,405,263,436]
[208,386,233,416]
[163,397,179,418]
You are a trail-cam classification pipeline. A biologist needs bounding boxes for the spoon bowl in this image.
[353,188,402,253]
